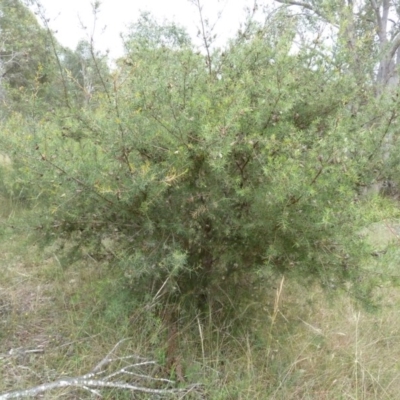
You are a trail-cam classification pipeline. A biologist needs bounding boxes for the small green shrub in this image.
[0,12,386,321]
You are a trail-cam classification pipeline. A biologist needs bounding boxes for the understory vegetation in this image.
[2,0,400,398]
[3,201,400,399]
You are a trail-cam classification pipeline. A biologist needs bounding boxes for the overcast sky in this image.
[34,0,256,60]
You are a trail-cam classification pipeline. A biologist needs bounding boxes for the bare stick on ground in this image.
[0,339,201,399]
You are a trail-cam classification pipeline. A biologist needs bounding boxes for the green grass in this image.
[2,202,400,398]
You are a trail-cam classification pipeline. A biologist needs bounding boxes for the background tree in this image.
[275,0,400,88]
[0,0,60,114]
[274,0,400,188]
[62,40,110,106]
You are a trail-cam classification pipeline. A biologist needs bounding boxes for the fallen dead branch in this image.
[0,339,201,399]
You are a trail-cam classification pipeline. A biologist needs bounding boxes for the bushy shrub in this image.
[0,14,381,316]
